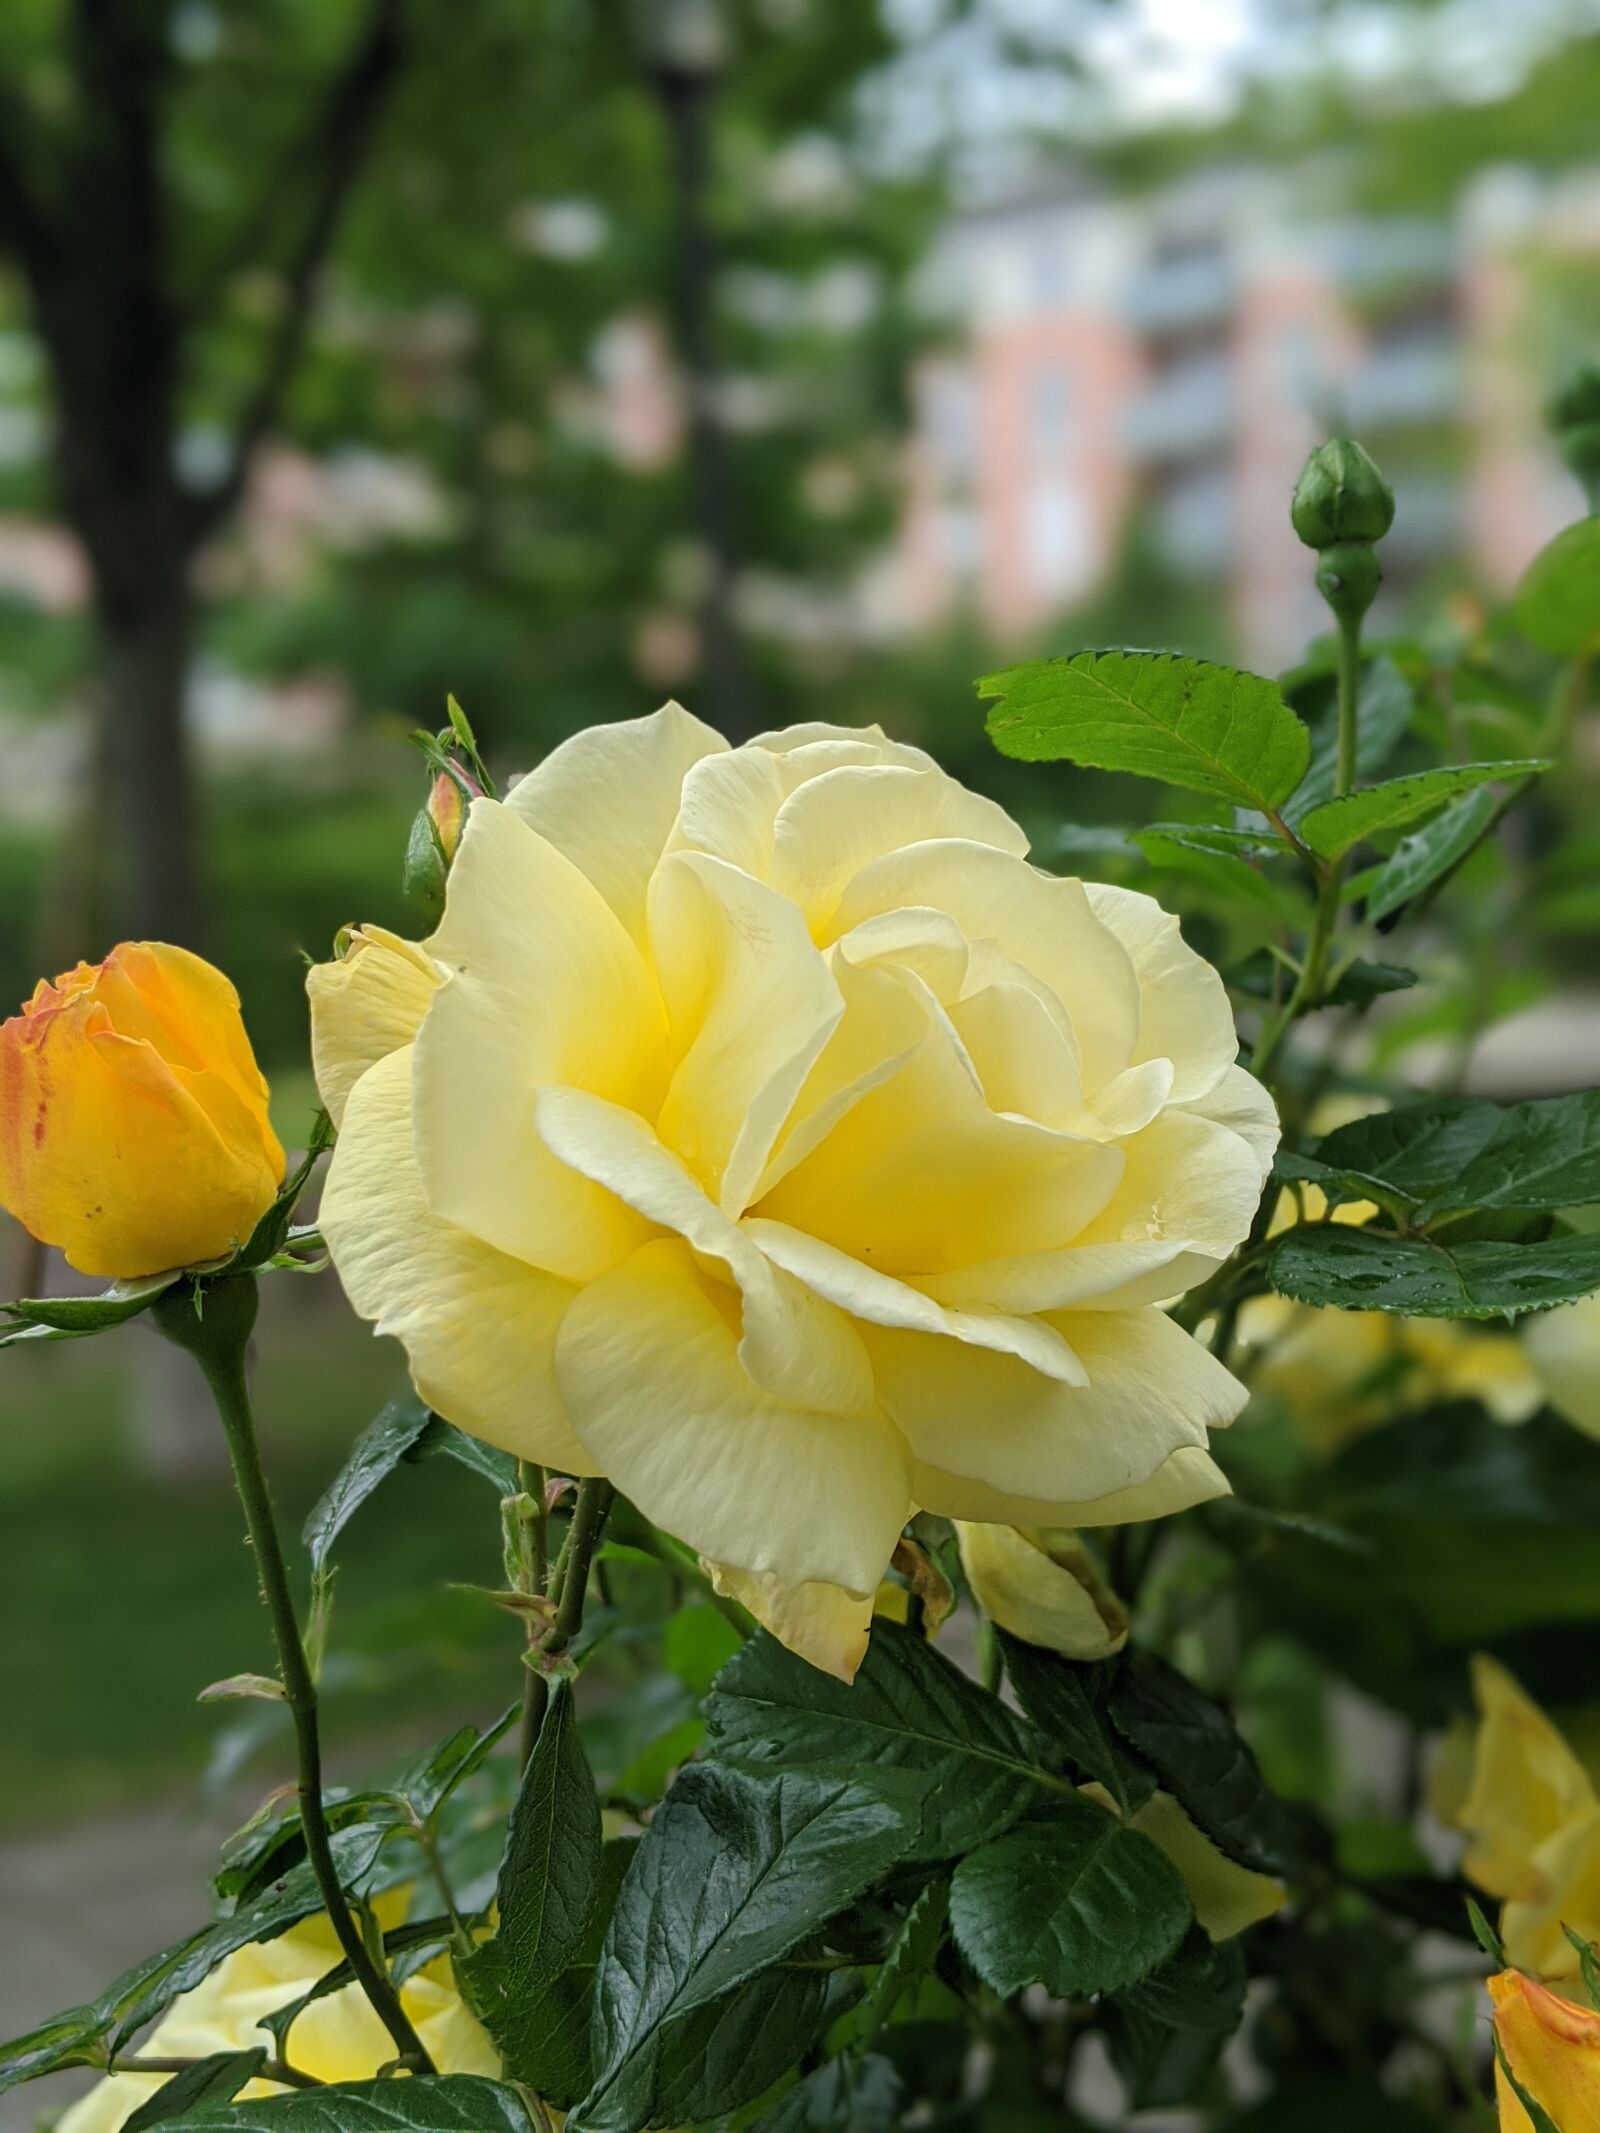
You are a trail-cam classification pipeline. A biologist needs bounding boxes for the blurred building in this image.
[890,160,1600,667]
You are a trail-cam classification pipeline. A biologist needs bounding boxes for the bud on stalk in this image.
[1292,437,1394,628]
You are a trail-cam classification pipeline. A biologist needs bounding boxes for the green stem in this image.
[515,1461,548,1773]
[117,2053,324,2092]
[1251,611,1365,1088]
[519,1476,614,1756]
[154,1278,434,2076]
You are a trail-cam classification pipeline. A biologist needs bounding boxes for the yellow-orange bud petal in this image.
[0,942,285,1279]
[1492,1967,1600,2130]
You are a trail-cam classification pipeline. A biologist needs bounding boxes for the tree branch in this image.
[185,0,407,541]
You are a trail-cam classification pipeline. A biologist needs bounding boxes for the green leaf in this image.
[459,1681,601,2091]
[302,1397,435,1576]
[996,1638,1155,1816]
[980,649,1310,812]
[1563,1924,1600,2011]
[1107,1652,1308,1876]
[646,1967,856,2127]
[122,2050,268,2129]
[1282,1092,1600,1223]
[859,1880,949,2043]
[1515,516,1600,656]
[1266,1223,1600,1320]
[137,2076,535,2131]
[1364,784,1505,923]
[1467,1897,1506,1965]
[1102,1927,1247,2111]
[1296,760,1548,861]
[1,1272,176,1336]
[949,1800,1191,1999]
[412,1415,520,1495]
[702,1620,1058,1857]
[754,2054,904,2133]
[1324,958,1418,1009]
[573,1765,916,2132]
[1284,653,1416,822]
[388,1707,516,1825]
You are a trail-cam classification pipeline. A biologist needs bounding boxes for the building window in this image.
[1025,483,1089,599]
[1030,365,1072,456]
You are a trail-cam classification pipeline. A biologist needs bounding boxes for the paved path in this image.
[1,1796,238,2129]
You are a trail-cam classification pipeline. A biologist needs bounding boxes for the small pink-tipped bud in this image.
[403,761,483,918]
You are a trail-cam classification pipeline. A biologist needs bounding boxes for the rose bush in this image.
[310,706,1276,1676]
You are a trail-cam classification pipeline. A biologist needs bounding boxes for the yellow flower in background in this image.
[1492,1967,1600,2131]
[1441,1656,1600,1985]
[0,943,284,1279]
[955,1521,1129,1661]
[1245,1302,1541,1455]
[310,706,1276,1679]
[57,1910,497,2132]
[1526,1291,1600,1442]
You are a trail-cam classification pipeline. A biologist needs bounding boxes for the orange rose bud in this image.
[0,943,285,1279]
[1492,1967,1600,2130]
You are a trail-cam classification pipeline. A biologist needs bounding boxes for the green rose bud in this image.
[1315,540,1383,626]
[1291,438,1396,550]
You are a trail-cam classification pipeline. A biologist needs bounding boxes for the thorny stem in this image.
[116,2053,324,2091]
[153,1277,435,2076]
[514,1460,548,1772]
[518,1476,616,1756]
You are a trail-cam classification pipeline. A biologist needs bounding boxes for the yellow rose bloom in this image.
[57,1911,498,2132]
[1442,1656,1600,1984]
[310,707,1276,1678]
[1492,1967,1600,2130]
[0,942,284,1279]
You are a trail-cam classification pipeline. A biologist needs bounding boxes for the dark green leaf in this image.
[1365,784,1505,923]
[996,1638,1154,1816]
[1325,959,1418,1008]
[1282,1092,1600,1223]
[139,2076,534,2131]
[1266,1223,1600,1320]
[859,1880,949,2043]
[411,1416,519,1495]
[459,1681,601,2090]
[949,1800,1191,1999]
[1468,1898,1506,1965]
[122,2050,268,2129]
[1297,760,1547,861]
[647,1967,856,2125]
[574,1765,915,2132]
[755,2054,904,2133]
[1102,1928,1247,2111]
[1515,516,1600,656]
[389,1707,516,1825]
[981,649,1310,812]
[702,1620,1057,1857]
[303,1398,435,1575]
[1108,1652,1307,1875]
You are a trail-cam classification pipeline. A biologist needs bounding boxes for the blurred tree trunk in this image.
[0,0,406,954]
[0,0,406,1478]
